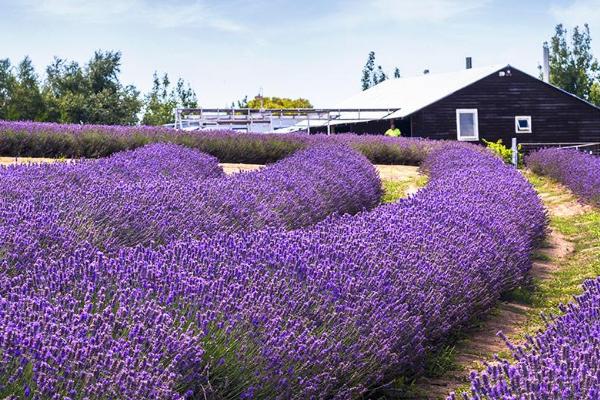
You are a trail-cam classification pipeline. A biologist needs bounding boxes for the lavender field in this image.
[458,277,600,399]
[2,123,600,399]
[0,120,432,164]
[445,148,600,400]
[526,148,600,206]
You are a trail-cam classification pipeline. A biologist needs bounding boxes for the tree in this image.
[232,95,249,108]
[374,65,388,85]
[0,59,16,120]
[43,57,88,122]
[141,72,198,125]
[87,51,121,94]
[590,82,600,105]
[547,23,600,104]
[361,51,376,91]
[7,57,45,121]
[0,50,202,125]
[42,50,142,124]
[174,78,197,109]
[246,95,312,109]
[361,51,399,90]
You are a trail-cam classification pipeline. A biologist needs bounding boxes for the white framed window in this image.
[456,109,479,141]
[515,116,532,133]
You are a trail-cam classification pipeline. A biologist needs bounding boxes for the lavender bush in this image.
[64,144,382,250]
[0,143,381,264]
[0,120,434,164]
[0,143,224,266]
[526,148,600,205]
[456,277,600,399]
[0,143,546,399]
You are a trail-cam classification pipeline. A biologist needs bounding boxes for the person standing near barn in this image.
[385,120,401,137]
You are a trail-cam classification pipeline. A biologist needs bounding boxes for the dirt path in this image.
[409,172,584,399]
[375,165,422,196]
[219,163,263,174]
[0,156,69,165]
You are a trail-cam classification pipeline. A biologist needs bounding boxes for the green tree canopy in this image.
[360,52,400,90]
[43,50,141,124]
[12,57,45,121]
[374,65,388,85]
[0,59,16,120]
[141,72,198,126]
[547,23,600,105]
[0,57,45,121]
[0,50,203,125]
[361,51,376,91]
[246,96,312,109]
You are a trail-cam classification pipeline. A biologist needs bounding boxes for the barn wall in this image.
[410,68,600,143]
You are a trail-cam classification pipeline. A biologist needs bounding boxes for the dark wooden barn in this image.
[317,64,600,146]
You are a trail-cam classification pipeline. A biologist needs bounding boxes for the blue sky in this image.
[2,0,600,106]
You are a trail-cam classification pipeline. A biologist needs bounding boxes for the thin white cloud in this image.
[550,0,600,26]
[324,0,491,29]
[22,0,245,32]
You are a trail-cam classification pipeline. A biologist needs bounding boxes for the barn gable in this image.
[410,66,600,143]
[314,64,600,143]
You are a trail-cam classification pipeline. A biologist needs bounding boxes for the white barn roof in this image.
[284,64,507,131]
[338,64,506,119]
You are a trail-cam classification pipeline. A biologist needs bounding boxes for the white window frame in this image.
[515,116,532,133]
[456,109,479,141]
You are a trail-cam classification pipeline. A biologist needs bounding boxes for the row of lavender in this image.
[0,143,546,398]
[526,148,600,206]
[454,148,600,399]
[1,143,381,267]
[457,278,600,399]
[0,120,432,164]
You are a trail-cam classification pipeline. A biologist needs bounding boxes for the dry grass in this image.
[219,163,263,174]
[0,156,70,166]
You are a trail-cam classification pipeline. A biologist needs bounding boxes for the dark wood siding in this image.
[410,67,600,143]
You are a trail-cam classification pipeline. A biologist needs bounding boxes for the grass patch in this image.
[392,172,600,399]
[381,175,427,203]
[382,180,413,203]
[424,345,460,378]
[512,175,600,340]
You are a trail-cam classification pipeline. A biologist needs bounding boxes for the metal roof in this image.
[283,64,506,131]
[338,64,506,119]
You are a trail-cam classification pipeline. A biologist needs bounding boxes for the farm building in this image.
[175,58,600,149]
[312,62,600,145]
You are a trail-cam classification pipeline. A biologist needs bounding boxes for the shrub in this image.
[455,277,600,400]
[0,143,381,263]
[482,138,522,165]
[0,143,547,398]
[0,120,435,164]
[526,148,600,205]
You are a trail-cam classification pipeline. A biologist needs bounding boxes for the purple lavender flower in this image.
[526,148,600,205]
[0,140,546,399]
[459,277,600,399]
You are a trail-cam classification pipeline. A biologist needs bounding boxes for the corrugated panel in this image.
[279,65,506,132]
[339,64,506,118]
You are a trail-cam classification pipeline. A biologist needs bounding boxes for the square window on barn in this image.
[456,109,479,141]
[515,116,532,133]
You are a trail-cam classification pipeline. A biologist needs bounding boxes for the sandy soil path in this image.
[410,173,585,399]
